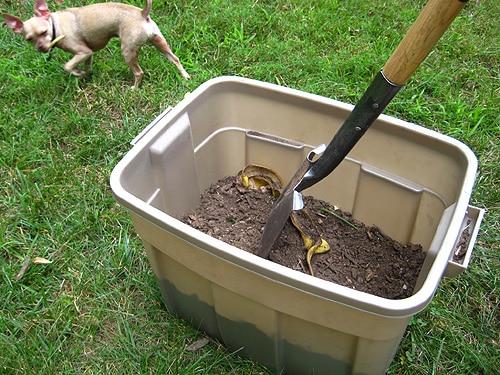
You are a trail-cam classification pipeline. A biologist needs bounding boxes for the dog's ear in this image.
[34,0,51,19]
[3,14,24,33]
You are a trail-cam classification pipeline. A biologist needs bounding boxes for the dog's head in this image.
[3,0,53,53]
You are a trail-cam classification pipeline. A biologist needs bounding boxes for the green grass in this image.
[1,0,498,374]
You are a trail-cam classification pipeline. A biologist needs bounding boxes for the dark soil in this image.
[182,174,427,299]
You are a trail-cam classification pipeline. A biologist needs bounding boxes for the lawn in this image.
[1,0,498,374]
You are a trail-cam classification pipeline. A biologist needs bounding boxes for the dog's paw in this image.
[70,69,87,77]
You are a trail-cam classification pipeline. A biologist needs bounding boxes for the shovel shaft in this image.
[296,71,401,192]
[384,0,468,85]
[296,0,467,192]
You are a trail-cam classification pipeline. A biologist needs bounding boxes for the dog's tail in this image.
[142,0,152,19]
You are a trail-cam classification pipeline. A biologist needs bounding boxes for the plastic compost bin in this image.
[110,76,484,375]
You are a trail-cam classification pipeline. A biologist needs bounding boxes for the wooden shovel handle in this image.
[383,0,467,85]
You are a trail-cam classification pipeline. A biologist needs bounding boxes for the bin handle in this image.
[130,106,174,147]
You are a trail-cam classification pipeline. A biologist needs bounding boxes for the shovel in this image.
[256,0,468,258]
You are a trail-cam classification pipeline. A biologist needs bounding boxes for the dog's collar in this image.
[50,15,57,44]
[45,15,58,59]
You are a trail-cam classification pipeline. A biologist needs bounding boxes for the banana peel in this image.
[290,210,330,276]
[241,164,283,196]
[48,34,65,49]
[306,238,330,276]
[241,164,330,276]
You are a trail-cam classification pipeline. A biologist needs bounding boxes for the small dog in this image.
[3,0,190,89]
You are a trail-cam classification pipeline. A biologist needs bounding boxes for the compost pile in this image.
[182,174,426,299]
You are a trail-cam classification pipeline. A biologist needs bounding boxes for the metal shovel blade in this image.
[255,145,325,258]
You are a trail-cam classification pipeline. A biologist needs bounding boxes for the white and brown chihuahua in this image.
[3,0,190,89]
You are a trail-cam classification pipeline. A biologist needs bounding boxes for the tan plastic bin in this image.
[110,77,483,375]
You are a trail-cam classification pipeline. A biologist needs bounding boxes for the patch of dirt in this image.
[182,174,426,299]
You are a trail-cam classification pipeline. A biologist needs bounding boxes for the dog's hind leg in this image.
[150,34,190,79]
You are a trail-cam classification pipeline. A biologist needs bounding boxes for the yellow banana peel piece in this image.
[290,210,330,276]
[306,239,330,276]
[241,164,283,196]
[48,34,66,49]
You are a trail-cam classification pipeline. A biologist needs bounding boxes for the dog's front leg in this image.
[84,55,93,74]
[64,52,93,77]
[121,47,144,90]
